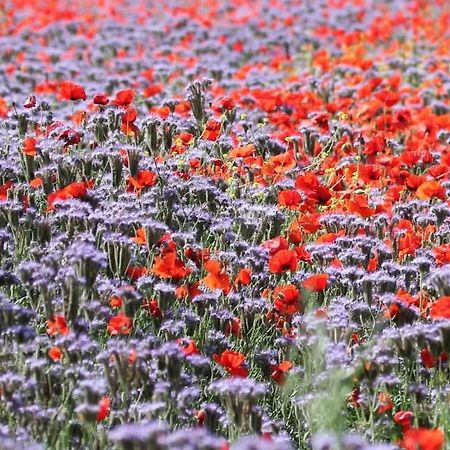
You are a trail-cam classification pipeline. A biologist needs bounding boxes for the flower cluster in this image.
[0,0,449,449]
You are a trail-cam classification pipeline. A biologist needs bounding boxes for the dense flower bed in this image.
[0,0,449,449]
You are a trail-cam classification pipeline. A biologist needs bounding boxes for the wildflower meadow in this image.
[0,0,450,449]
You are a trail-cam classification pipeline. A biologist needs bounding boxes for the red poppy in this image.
[278,189,301,208]
[235,268,252,286]
[109,296,123,308]
[47,181,91,209]
[131,228,147,246]
[377,392,393,414]
[347,194,376,217]
[60,81,87,101]
[294,172,331,205]
[399,427,444,450]
[224,317,241,337]
[127,170,158,192]
[126,265,148,280]
[271,360,293,384]
[262,236,289,255]
[96,397,111,421]
[433,244,450,265]
[268,249,298,274]
[93,94,109,105]
[302,273,328,292]
[47,315,69,336]
[394,410,414,431]
[430,296,450,320]
[142,299,163,318]
[107,313,132,335]
[213,350,248,377]
[23,95,36,108]
[112,89,134,107]
[22,137,37,156]
[177,337,199,356]
[202,119,221,141]
[273,285,301,315]
[0,180,13,201]
[48,346,63,362]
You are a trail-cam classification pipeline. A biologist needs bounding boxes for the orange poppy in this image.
[151,251,191,279]
[416,180,446,201]
[201,259,231,294]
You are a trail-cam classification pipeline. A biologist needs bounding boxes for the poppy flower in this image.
[58,129,82,146]
[271,360,293,384]
[399,427,444,450]
[394,410,414,431]
[294,172,331,205]
[278,189,301,208]
[219,97,236,111]
[235,268,252,286]
[127,170,157,192]
[142,299,163,318]
[347,194,376,217]
[416,180,446,201]
[48,346,63,362]
[47,181,91,209]
[151,251,191,279]
[23,95,36,108]
[47,315,69,336]
[109,296,123,308]
[60,81,87,101]
[224,317,241,337]
[213,350,248,377]
[433,244,450,266]
[201,259,231,294]
[175,283,202,300]
[262,236,289,255]
[430,296,450,320]
[112,89,134,107]
[302,273,328,292]
[131,227,147,246]
[177,337,199,356]
[202,119,221,141]
[93,94,109,105]
[107,312,132,335]
[96,397,111,421]
[376,392,393,414]
[22,137,37,156]
[268,249,298,274]
[126,265,148,280]
[229,144,255,159]
[273,284,301,315]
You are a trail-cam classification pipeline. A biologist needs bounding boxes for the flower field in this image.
[0,0,450,448]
